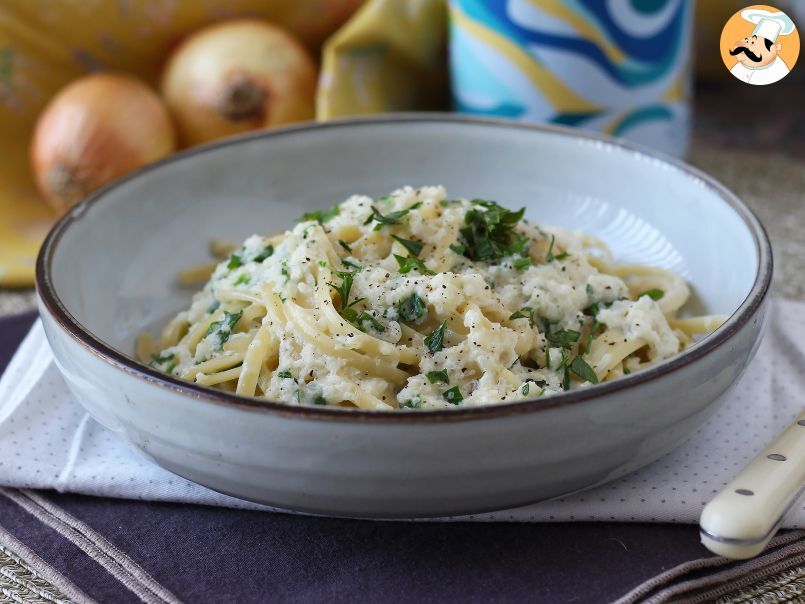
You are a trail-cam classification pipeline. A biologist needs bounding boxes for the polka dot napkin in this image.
[0,299,803,526]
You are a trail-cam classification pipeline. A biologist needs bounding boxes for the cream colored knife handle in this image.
[700,409,805,559]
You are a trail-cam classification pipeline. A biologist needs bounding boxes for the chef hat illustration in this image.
[741,8,796,42]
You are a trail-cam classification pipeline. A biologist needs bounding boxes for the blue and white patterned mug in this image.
[449,0,694,157]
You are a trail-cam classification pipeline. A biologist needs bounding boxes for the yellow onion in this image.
[31,73,176,214]
[160,19,318,147]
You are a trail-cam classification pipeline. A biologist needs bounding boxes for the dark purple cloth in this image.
[0,311,712,603]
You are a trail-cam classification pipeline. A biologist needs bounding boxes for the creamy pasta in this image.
[138,186,726,410]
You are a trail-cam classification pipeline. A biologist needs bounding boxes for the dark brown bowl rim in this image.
[36,114,773,423]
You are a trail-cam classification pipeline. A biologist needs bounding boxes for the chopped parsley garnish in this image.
[509,306,535,326]
[338,240,353,253]
[397,293,427,323]
[545,235,556,262]
[638,288,665,301]
[521,378,547,396]
[546,328,581,349]
[234,274,250,286]
[328,269,359,311]
[392,235,424,257]
[401,397,422,409]
[394,254,435,275]
[570,356,599,384]
[439,199,461,207]
[253,245,274,263]
[151,352,177,374]
[512,256,531,271]
[623,367,631,375]
[281,262,290,282]
[584,302,600,317]
[522,382,529,395]
[448,243,465,255]
[363,202,422,231]
[297,203,340,224]
[277,370,293,379]
[313,395,327,406]
[426,369,449,384]
[424,321,447,353]
[554,252,570,261]
[207,300,221,314]
[204,310,242,351]
[585,320,601,355]
[227,254,243,270]
[442,386,463,405]
[454,200,527,262]
[356,311,385,332]
[341,259,362,270]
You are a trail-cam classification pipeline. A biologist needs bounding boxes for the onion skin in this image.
[160,19,318,147]
[31,73,176,214]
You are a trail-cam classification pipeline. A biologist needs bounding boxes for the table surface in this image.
[1,82,803,603]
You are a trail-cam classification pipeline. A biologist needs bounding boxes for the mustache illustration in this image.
[730,46,763,62]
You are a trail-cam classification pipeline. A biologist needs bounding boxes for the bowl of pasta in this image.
[36,115,771,517]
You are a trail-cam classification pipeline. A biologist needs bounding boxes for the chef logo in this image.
[720,5,799,85]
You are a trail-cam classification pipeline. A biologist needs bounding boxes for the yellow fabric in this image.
[0,0,362,286]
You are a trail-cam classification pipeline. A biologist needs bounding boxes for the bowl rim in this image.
[36,113,773,423]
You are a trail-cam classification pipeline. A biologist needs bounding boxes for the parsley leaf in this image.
[509,307,535,326]
[448,243,466,255]
[341,259,362,271]
[545,235,556,262]
[638,288,665,301]
[392,235,424,257]
[442,386,463,405]
[234,274,250,286]
[585,320,601,355]
[426,369,449,384]
[151,352,174,365]
[297,203,340,224]
[328,270,358,311]
[401,397,423,409]
[227,254,242,270]
[277,370,293,379]
[313,394,327,406]
[356,312,385,332]
[424,321,447,353]
[512,257,531,271]
[570,356,599,383]
[363,202,422,231]
[454,200,527,262]
[397,293,427,323]
[439,199,461,207]
[338,240,353,253]
[546,328,581,349]
[204,310,242,351]
[554,252,570,261]
[394,254,435,275]
[253,245,274,263]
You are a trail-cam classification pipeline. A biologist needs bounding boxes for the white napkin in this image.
[1,299,803,526]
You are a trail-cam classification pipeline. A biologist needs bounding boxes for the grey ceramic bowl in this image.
[36,115,772,517]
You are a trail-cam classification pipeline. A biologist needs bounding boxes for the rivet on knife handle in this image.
[699,410,805,559]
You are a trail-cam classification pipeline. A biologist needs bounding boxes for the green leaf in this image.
[204,310,243,351]
[439,199,461,207]
[297,203,340,224]
[546,328,581,349]
[356,311,385,332]
[227,254,243,270]
[638,288,665,301]
[252,245,274,263]
[448,243,465,255]
[341,259,362,271]
[509,306,535,326]
[554,252,570,261]
[392,235,424,257]
[426,369,449,384]
[363,202,422,230]
[442,386,463,405]
[338,240,353,253]
[585,320,601,356]
[512,257,531,271]
[328,269,358,311]
[234,274,250,286]
[455,201,527,262]
[570,356,599,384]
[394,254,435,275]
[151,352,174,365]
[277,370,293,379]
[424,321,447,353]
[397,293,427,323]
[313,394,327,406]
[401,397,422,409]
[545,235,556,262]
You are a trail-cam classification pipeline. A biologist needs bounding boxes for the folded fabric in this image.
[1,299,803,526]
